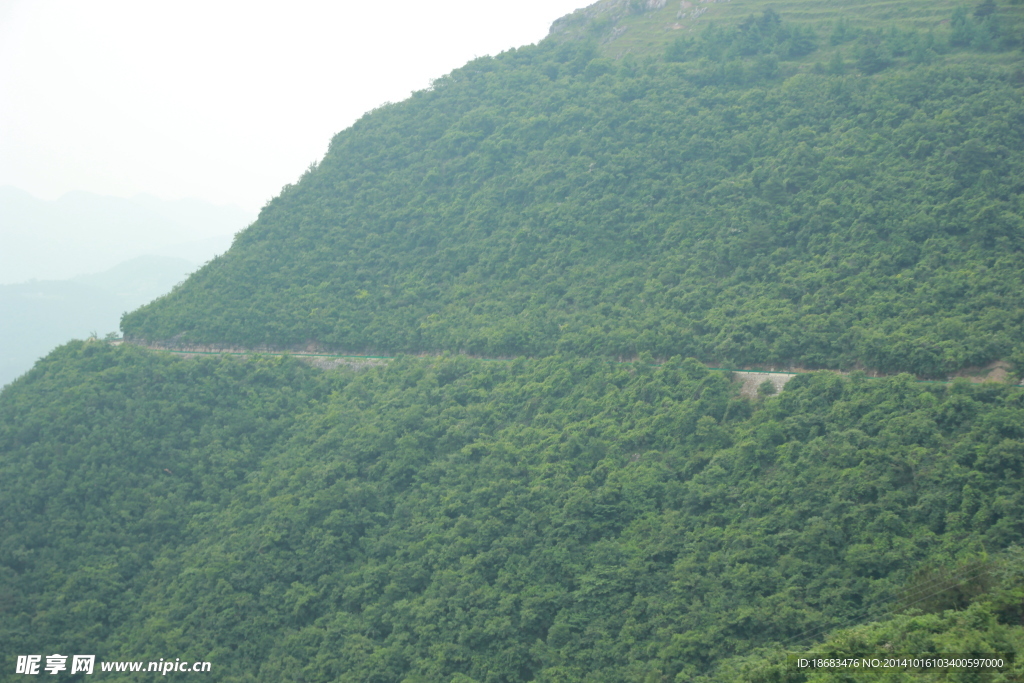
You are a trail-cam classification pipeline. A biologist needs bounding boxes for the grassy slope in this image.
[554,0,1024,59]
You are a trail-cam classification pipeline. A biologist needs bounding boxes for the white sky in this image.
[0,0,589,213]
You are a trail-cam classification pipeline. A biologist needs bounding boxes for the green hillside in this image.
[5,1,1024,682]
[4,343,1024,682]
[123,1,1024,379]
[734,552,1024,681]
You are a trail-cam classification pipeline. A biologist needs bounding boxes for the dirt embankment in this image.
[950,360,1014,384]
[121,339,389,371]
[733,371,799,398]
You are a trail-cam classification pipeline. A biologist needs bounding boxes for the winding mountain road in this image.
[115,340,1019,393]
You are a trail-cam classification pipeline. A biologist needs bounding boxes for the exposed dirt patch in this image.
[123,340,391,372]
[951,360,1015,384]
[298,356,388,371]
[734,371,797,399]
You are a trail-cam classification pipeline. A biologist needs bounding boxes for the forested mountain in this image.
[124,0,1024,378]
[4,1,1024,681]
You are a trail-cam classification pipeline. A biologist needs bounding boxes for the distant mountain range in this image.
[0,255,199,386]
[0,188,254,385]
[0,186,253,284]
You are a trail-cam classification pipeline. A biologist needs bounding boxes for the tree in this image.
[975,0,997,18]
[856,43,890,74]
[827,49,846,74]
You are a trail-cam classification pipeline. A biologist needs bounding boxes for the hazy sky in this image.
[0,0,589,213]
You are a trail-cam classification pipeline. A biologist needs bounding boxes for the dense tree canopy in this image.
[123,9,1024,378]
[5,3,1024,681]
[3,343,1024,681]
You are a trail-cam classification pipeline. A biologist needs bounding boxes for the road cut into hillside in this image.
[115,339,1022,393]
